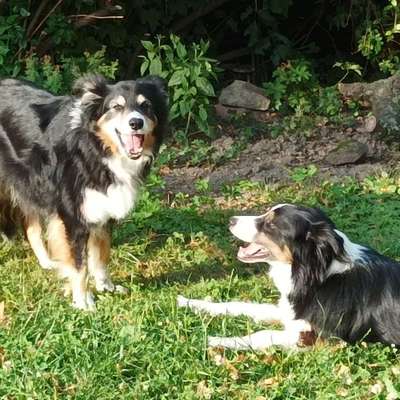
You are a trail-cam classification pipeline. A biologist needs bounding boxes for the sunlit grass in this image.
[1,173,400,399]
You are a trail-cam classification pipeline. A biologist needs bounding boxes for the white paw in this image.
[207,336,222,348]
[177,295,189,308]
[96,279,128,294]
[114,284,129,294]
[96,278,115,293]
[73,291,96,311]
[39,258,56,270]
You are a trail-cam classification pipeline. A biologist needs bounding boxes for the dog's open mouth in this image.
[126,133,144,159]
[116,129,144,159]
[237,242,270,263]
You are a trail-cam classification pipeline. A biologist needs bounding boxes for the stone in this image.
[325,140,368,166]
[338,75,400,134]
[356,115,377,133]
[219,80,270,111]
[214,103,247,120]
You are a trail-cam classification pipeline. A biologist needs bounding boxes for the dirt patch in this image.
[162,125,400,194]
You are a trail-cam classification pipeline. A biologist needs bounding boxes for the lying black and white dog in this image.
[178,204,400,349]
[0,75,168,310]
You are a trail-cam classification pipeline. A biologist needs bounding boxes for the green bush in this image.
[0,6,28,77]
[264,59,343,118]
[24,47,118,94]
[139,34,219,136]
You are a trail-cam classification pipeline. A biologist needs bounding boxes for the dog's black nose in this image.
[230,217,238,227]
[129,117,144,130]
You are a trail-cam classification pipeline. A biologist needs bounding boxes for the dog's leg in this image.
[177,296,283,323]
[87,227,127,294]
[207,329,302,350]
[48,215,94,311]
[24,214,55,269]
[0,197,17,240]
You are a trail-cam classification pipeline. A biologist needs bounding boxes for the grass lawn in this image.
[1,173,400,399]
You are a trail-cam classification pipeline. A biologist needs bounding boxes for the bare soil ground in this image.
[162,122,400,194]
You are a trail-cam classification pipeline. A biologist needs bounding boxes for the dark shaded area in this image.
[1,0,396,85]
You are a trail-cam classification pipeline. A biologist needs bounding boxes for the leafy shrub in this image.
[24,47,118,94]
[139,34,219,135]
[0,6,29,77]
[356,0,400,75]
[264,59,343,118]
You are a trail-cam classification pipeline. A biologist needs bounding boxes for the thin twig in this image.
[28,0,64,39]
[27,0,51,37]
[69,14,124,19]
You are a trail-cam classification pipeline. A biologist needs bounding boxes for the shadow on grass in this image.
[113,206,238,250]
[111,187,400,287]
[135,262,266,287]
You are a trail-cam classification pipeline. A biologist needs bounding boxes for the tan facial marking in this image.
[95,114,119,155]
[258,233,293,263]
[136,94,147,105]
[143,131,156,152]
[109,95,126,109]
[96,127,119,155]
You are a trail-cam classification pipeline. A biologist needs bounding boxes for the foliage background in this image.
[2,0,400,86]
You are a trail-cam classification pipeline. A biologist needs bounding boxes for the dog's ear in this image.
[290,221,346,304]
[137,75,169,104]
[72,74,109,104]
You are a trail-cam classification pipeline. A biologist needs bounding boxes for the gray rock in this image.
[338,75,400,134]
[219,80,270,111]
[356,115,377,133]
[325,140,368,166]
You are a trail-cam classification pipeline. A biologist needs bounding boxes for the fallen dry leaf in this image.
[226,362,240,381]
[370,381,384,395]
[336,387,349,397]
[258,377,280,389]
[196,381,212,400]
[0,302,5,324]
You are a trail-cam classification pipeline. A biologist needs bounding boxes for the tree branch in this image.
[28,0,64,39]
[27,0,51,37]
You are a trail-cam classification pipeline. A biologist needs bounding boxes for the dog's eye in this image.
[140,100,151,110]
[112,104,124,111]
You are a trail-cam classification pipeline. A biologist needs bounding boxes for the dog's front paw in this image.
[96,279,128,295]
[95,278,115,293]
[73,291,96,312]
[114,284,129,294]
[177,295,189,308]
[207,336,222,348]
[39,258,57,270]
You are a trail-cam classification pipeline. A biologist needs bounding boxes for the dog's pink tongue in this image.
[237,242,265,258]
[126,134,144,154]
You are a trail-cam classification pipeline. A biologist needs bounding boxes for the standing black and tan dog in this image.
[0,75,168,310]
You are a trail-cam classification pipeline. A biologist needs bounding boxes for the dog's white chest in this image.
[82,183,137,224]
[268,262,293,297]
[81,156,144,225]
